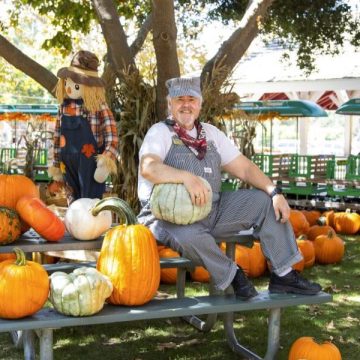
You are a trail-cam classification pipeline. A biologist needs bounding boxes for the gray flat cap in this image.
[165,76,201,98]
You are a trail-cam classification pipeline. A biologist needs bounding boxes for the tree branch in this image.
[201,0,274,88]
[130,13,153,57]
[92,0,136,74]
[0,34,58,96]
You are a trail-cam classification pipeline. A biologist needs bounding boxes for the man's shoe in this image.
[269,270,322,295]
[232,267,258,300]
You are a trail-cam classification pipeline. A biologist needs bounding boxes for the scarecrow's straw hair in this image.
[54,79,107,113]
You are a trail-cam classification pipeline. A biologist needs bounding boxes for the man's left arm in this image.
[222,154,290,223]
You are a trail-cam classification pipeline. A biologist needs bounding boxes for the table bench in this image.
[0,291,331,360]
[0,230,332,360]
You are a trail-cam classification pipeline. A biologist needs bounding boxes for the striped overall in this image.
[138,132,302,291]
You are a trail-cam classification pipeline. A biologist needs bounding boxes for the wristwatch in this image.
[270,186,283,199]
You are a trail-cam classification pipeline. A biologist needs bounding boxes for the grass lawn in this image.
[0,234,359,359]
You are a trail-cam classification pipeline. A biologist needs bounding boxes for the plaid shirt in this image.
[53,100,119,167]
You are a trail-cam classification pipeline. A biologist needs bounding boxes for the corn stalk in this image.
[17,118,53,181]
[108,68,157,212]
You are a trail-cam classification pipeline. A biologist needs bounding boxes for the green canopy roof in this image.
[0,104,58,115]
[234,100,328,118]
[335,98,360,115]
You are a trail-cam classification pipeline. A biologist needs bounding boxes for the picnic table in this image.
[0,229,332,360]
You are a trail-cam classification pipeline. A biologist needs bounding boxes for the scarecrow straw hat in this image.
[57,50,105,87]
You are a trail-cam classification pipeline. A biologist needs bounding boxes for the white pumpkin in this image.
[64,198,112,240]
[49,267,113,316]
[150,177,213,225]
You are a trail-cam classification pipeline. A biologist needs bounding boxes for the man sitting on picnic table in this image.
[137,76,321,300]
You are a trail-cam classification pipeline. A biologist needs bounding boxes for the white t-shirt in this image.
[138,122,240,201]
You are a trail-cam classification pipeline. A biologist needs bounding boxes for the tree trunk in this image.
[152,0,180,119]
[0,34,58,96]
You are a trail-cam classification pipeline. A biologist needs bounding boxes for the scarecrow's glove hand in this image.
[94,155,116,183]
[48,166,63,182]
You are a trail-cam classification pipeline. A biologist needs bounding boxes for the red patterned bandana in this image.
[171,119,207,160]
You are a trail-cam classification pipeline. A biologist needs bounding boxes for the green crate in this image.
[346,155,360,181]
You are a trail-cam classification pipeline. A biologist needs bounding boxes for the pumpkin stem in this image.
[91,197,138,225]
[13,247,27,266]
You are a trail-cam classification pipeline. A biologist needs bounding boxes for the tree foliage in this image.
[1,0,359,208]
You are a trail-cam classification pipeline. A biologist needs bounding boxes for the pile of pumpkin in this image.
[0,175,161,320]
[157,208,360,285]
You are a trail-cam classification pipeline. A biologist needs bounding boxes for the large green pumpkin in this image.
[149,178,213,225]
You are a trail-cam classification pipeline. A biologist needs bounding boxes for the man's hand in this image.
[183,175,211,207]
[272,194,290,223]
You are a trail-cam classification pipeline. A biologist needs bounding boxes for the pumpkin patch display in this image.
[0,248,49,319]
[49,267,113,316]
[16,196,65,242]
[289,210,310,237]
[158,247,180,284]
[150,177,213,225]
[190,266,210,283]
[0,253,16,262]
[301,210,321,226]
[93,197,160,306]
[307,224,335,241]
[0,174,39,210]
[332,211,360,235]
[314,231,345,264]
[288,336,342,360]
[64,198,112,240]
[296,236,315,268]
[319,210,335,227]
[233,242,266,278]
[0,207,21,245]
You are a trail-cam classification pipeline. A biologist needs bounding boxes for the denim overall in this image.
[60,99,105,201]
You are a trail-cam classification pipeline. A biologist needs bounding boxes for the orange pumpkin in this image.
[47,180,64,195]
[319,210,335,227]
[289,210,310,237]
[301,210,321,226]
[16,196,65,242]
[288,337,342,360]
[158,247,180,284]
[0,253,16,262]
[0,174,39,210]
[237,242,266,278]
[94,198,160,306]
[190,266,210,283]
[314,231,345,264]
[0,207,21,245]
[0,248,50,319]
[333,211,360,235]
[307,224,335,241]
[292,253,305,272]
[296,236,315,268]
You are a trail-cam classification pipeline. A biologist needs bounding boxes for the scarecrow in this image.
[49,50,119,203]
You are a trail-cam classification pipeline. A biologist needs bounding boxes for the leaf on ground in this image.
[157,342,177,350]
[157,338,205,351]
[326,320,335,330]
[324,285,341,293]
[155,291,172,299]
[307,305,321,316]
